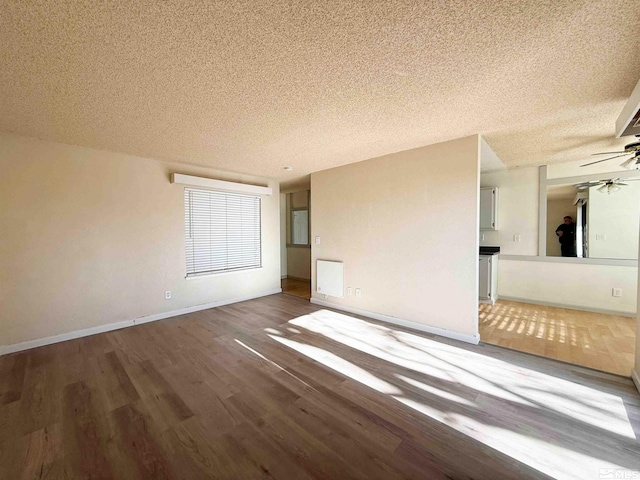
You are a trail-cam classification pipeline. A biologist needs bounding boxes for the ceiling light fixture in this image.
[597,183,621,195]
[283,166,293,171]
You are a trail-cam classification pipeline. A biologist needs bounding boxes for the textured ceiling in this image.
[2,1,640,189]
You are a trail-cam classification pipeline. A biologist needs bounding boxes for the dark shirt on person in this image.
[556,222,576,257]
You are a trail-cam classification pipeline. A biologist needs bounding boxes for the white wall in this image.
[480,167,539,255]
[0,134,281,347]
[311,135,480,338]
[588,182,640,260]
[499,260,637,314]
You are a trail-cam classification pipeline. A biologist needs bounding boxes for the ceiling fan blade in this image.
[580,153,631,167]
[591,151,627,155]
[574,181,602,190]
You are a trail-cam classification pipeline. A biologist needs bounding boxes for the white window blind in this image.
[184,188,261,276]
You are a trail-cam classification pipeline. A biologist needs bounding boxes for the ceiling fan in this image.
[580,135,640,168]
[573,177,640,194]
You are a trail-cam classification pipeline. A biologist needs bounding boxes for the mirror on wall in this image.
[287,190,311,247]
[545,177,640,260]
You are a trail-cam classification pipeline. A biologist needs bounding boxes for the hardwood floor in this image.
[1,294,640,479]
[479,300,636,376]
[281,277,311,299]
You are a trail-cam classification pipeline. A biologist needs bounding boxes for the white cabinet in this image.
[479,255,498,304]
[480,187,498,230]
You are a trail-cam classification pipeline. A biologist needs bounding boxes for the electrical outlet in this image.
[612,288,622,298]
[480,233,485,241]
[347,287,352,295]
[315,236,321,244]
[165,290,171,299]
[355,288,362,297]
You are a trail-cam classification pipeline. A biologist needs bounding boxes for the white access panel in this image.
[317,260,344,298]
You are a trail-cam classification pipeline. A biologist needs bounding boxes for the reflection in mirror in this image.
[546,178,640,259]
[292,209,309,245]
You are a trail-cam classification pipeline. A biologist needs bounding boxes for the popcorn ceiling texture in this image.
[1,0,640,185]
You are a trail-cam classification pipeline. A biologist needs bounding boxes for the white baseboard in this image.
[0,288,282,356]
[309,298,480,345]
[632,369,640,395]
[498,296,636,318]
[0,320,134,356]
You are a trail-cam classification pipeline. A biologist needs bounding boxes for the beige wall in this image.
[546,197,576,257]
[287,248,311,279]
[280,193,287,277]
[0,134,281,347]
[285,189,311,280]
[311,135,480,337]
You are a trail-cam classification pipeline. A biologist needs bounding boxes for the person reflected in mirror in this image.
[556,215,577,257]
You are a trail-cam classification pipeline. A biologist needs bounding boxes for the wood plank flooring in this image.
[479,300,636,376]
[281,277,311,299]
[1,294,640,479]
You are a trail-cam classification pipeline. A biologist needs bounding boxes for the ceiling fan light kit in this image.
[573,178,639,195]
[598,183,622,195]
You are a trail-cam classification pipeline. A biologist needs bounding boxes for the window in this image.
[291,209,309,245]
[184,188,261,276]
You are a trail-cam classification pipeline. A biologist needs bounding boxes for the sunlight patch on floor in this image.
[268,334,402,395]
[293,310,635,439]
[264,309,638,479]
[394,395,623,480]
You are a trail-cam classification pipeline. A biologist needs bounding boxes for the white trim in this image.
[498,295,636,317]
[172,173,272,196]
[309,298,480,345]
[538,165,547,256]
[0,320,134,356]
[500,254,638,267]
[632,369,640,395]
[0,288,282,356]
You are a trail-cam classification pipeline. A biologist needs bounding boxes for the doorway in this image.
[280,189,311,300]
